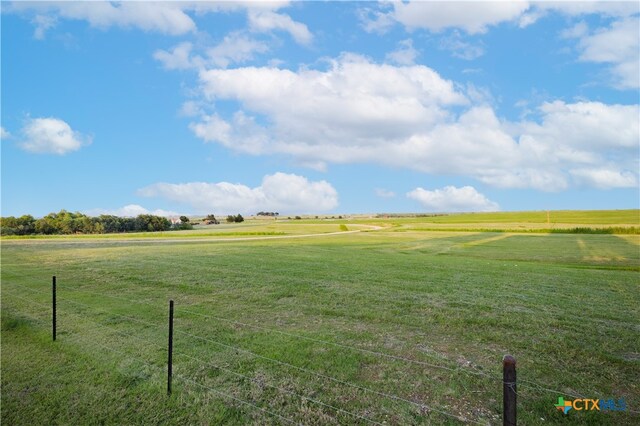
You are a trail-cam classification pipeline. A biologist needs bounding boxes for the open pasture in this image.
[2,212,639,425]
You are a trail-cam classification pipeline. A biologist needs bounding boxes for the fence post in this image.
[167,300,174,395]
[52,276,57,341]
[503,355,517,426]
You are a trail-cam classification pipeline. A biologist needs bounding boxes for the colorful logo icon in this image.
[555,397,627,414]
[555,397,572,414]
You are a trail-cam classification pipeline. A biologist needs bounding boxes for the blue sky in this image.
[2,1,639,217]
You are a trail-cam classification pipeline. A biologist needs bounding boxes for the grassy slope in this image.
[2,222,639,425]
[408,209,639,224]
[2,210,639,241]
[367,210,640,233]
[0,222,344,240]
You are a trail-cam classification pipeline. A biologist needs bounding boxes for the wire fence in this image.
[2,274,638,424]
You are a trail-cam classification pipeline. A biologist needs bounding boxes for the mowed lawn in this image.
[1,221,639,424]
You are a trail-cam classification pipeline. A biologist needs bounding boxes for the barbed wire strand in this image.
[517,380,587,400]
[178,308,499,380]
[175,374,301,425]
[5,290,389,425]
[2,280,498,380]
[1,295,51,325]
[2,293,302,424]
[7,266,636,334]
[0,281,602,404]
[176,351,385,426]
[4,279,633,412]
[62,327,300,425]
[4,281,611,402]
[3,286,485,423]
[174,328,485,425]
[4,282,167,331]
[59,285,640,401]
[3,292,51,310]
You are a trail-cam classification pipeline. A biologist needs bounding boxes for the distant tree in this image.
[98,215,120,233]
[225,214,244,223]
[34,217,56,234]
[295,216,302,220]
[180,215,190,223]
[79,216,94,233]
[135,214,171,232]
[0,215,36,235]
[92,219,105,234]
[1,210,174,235]
[178,222,193,230]
[0,216,18,235]
[204,214,219,224]
[257,211,279,217]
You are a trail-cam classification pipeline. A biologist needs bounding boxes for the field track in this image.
[0,224,385,245]
[2,212,638,425]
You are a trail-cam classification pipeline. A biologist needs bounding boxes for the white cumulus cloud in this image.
[0,127,10,139]
[207,32,270,68]
[154,34,270,71]
[20,117,91,155]
[356,2,639,91]
[154,41,200,70]
[537,2,639,19]
[193,53,467,167]
[572,16,640,89]
[138,173,338,215]
[569,168,638,190]
[522,101,639,150]
[407,186,499,212]
[386,39,419,65]
[360,1,638,35]
[383,1,530,34]
[85,204,183,218]
[187,53,638,191]
[248,9,313,45]
[11,2,197,37]
[8,1,311,44]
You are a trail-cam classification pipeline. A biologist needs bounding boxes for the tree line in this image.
[226,214,244,223]
[1,210,173,235]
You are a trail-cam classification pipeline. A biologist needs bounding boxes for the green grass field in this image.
[2,210,639,425]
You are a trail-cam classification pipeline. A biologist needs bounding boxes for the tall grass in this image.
[392,226,640,234]
[2,230,638,425]
[549,226,640,234]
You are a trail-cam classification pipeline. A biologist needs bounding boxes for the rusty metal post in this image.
[167,300,174,395]
[503,355,517,426]
[52,276,57,341]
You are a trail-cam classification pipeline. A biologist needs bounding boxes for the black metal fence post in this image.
[52,276,57,341]
[167,300,174,395]
[503,355,517,426]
